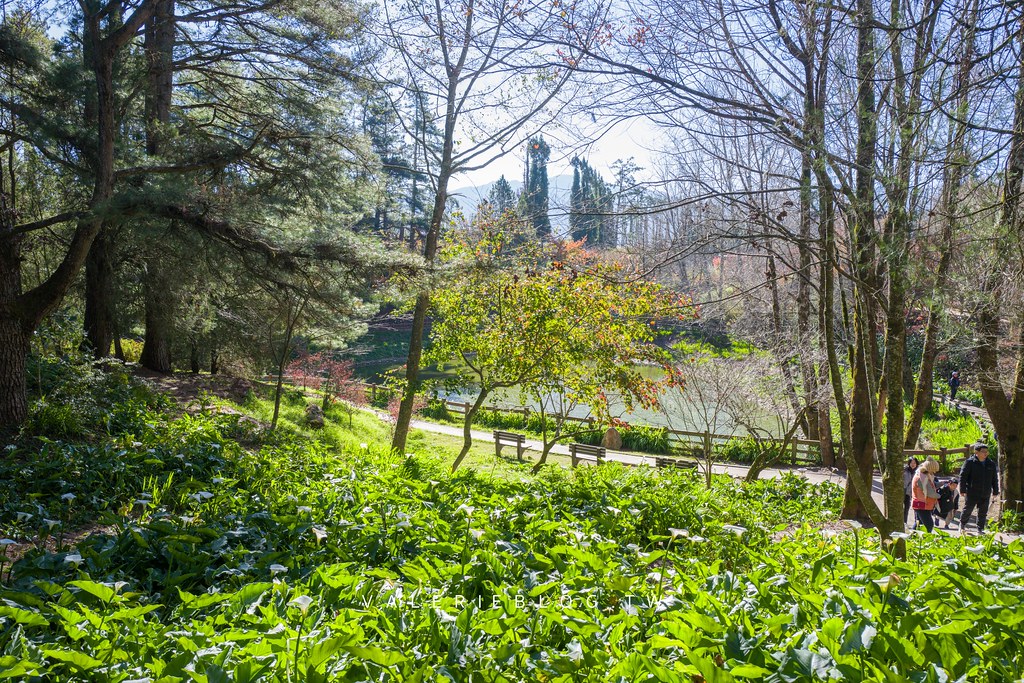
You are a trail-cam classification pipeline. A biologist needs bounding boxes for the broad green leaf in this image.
[0,606,48,628]
[344,646,408,667]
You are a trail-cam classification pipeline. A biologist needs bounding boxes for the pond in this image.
[357,352,752,436]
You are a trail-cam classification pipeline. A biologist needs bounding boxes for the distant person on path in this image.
[911,458,941,533]
[933,477,960,529]
[948,371,961,401]
[903,457,919,526]
[959,443,999,532]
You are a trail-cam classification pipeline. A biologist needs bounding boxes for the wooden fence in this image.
[434,397,825,465]
[902,446,973,475]
[317,379,975,471]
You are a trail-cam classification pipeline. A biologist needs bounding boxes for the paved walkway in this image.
[409,417,865,494]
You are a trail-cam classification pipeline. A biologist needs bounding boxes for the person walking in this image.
[959,443,999,532]
[948,371,961,401]
[933,477,960,529]
[903,457,919,527]
[911,458,941,533]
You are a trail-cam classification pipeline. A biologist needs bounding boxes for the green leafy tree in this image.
[428,234,691,471]
[371,0,586,453]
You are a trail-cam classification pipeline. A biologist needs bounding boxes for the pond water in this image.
[359,356,751,436]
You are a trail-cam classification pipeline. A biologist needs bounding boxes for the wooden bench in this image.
[656,456,697,471]
[494,430,526,461]
[570,443,606,467]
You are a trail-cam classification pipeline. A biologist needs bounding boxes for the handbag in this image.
[911,498,928,510]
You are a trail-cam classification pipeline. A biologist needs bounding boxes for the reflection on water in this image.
[433,385,742,435]
[356,361,750,436]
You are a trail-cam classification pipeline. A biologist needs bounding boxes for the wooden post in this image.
[940,447,947,474]
[791,439,798,465]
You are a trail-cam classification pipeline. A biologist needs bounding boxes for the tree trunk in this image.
[144,0,174,155]
[0,317,29,430]
[1000,426,1024,518]
[138,0,177,372]
[842,333,879,520]
[0,219,29,429]
[766,249,809,434]
[140,265,173,373]
[189,339,200,373]
[0,4,158,428]
[905,308,940,448]
[531,441,557,474]
[797,143,819,441]
[818,405,835,467]
[841,0,882,525]
[451,389,490,471]
[83,224,116,358]
[975,18,1024,521]
[392,159,452,452]
[392,291,431,452]
[210,343,219,374]
[392,37,464,454]
[908,2,975,448]
[270,300,304,431]
[271,362,287,431]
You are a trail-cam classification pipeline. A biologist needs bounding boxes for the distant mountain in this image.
[449,173,575,235]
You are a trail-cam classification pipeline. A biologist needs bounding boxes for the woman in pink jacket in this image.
[911,458,941,533]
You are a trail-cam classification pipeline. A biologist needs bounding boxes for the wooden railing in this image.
[903,446,973,475]
[432,397,826,465]
[317,379,974,471]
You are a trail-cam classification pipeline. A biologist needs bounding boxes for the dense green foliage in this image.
[2,371,1023,681]
[919,404,984,452]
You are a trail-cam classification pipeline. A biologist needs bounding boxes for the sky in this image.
[458,117,662,192]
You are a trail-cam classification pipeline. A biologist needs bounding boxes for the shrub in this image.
[119,338,144,363]
[620,424,670,453]
[419,398,453,421]
[955,387,984,408]
[718,437,758,463]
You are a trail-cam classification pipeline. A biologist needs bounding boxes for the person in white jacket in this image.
[903,457,919,527]
[911,458,940,533]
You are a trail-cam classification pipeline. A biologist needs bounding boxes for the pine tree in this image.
[488,175,517,215]
[523,137,551,238]
[569,157,613,247]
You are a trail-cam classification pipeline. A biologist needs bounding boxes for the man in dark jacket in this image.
[959,443,999,532]
[949,371,961,401]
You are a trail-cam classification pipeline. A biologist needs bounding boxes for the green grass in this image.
[919,403,984,451]
[672,337,760,359]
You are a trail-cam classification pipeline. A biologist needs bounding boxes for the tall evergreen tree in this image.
[522,137,551,238]
[569,157,613,247]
